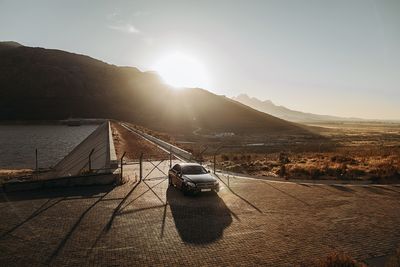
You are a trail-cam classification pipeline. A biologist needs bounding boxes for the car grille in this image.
[196,182,215,188]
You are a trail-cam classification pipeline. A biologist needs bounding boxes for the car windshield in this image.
[181,165,207,175]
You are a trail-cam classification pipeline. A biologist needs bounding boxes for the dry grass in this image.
[211,147,400,181]
[0,169,33,184]
[299,252,366,267]
[386,247,400,267]
[111,122,169,161]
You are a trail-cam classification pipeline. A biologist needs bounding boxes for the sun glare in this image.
[153,52,209,89]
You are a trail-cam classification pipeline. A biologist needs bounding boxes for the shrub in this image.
[287,165,309,177]
[309,167,322,179]
[279,164,286,177]
[316,252,365,267]
[299,252,366,267]
[279,153,290,164]
[386,247,400,267]
[331,155,357,165]
[221,154,230,161]
[371,162,399,178]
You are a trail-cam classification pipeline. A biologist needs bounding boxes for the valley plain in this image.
[179,122,400,182]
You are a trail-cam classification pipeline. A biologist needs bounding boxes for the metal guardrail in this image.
[119,122,193,162]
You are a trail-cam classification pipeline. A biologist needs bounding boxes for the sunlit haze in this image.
[153,52,209,89]
[1,0,399,119]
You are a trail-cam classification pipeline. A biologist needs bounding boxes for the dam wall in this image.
[51,121,118,177]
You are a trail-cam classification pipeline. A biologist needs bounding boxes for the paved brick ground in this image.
[1,161,400,266]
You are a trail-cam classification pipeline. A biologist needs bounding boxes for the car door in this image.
[174,164,184,188]
[171,164,181,186]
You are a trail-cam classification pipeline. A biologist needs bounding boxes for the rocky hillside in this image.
[0,42,309,135]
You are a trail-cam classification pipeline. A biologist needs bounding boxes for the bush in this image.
[309,167,322,179]
[221,154,230,161]
[299,252,366,267]
[386,247,400,267]
[370,162,399,178]
[331,155,357,165]
[279,153,290,164]
[287,165,309,177]
[279,164,286,177]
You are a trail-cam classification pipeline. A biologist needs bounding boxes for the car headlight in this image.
[186,181,196,187]
[214,180,219,185]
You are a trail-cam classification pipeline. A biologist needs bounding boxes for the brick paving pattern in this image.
[1,161,400,266]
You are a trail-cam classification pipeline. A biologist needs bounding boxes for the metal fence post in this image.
[199,146,208,166]
[35,148,39,172]
[213,145,223,174]
[213,154,216,174]
[139,152,143,181]
[89,148,95,172]
[120,152,126,179]
[169,146,172,168]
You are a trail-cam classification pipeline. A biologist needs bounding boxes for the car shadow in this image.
[166,187,232,245]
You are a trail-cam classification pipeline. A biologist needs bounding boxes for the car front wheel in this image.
[182,184,190,196]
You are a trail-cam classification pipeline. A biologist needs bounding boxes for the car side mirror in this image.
[207,170,210,173]
[178,172,182,177]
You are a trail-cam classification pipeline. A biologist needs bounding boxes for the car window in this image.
[172,164,181,172]
[182,165,207,175]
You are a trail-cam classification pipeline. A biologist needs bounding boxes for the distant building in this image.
[215,132,235,137]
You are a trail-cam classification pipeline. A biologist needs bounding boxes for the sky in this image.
[0,0,399,120]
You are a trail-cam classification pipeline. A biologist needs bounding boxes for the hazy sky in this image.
[1,0,399,119]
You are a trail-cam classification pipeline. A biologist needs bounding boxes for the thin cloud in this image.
[108,23,140,34]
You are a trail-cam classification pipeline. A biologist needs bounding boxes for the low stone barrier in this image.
[3,173,118,192]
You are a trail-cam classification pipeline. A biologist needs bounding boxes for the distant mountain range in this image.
[232,94,364,123]
[0,41,311,136]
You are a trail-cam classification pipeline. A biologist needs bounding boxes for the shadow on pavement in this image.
[373,186,400,194]
[167,187,232,245]
[1,185,116,252]
[215,174,262,213]
[263,181,310,206]
[329,184,355,193]
[46,188,115,265]
[361,186,386,195]
[0,185,115,202]
[0,198,63,240]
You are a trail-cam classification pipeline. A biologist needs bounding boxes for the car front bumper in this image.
[187,182,220,193]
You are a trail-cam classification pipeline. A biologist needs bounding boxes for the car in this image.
[168,163,220,195]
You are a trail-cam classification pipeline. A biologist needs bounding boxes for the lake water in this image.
[0,125,98,169]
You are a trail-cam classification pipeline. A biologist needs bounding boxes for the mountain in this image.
[0,42,310,136]
[232,94,362,123]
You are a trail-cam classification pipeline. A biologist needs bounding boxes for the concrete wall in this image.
[2,121,120,192]
[50,121,118,178]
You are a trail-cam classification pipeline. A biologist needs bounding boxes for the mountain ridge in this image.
[232,94,364,123]
[0,42,311,136]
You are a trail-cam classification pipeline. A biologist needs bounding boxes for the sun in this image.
[153,52,209,89]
